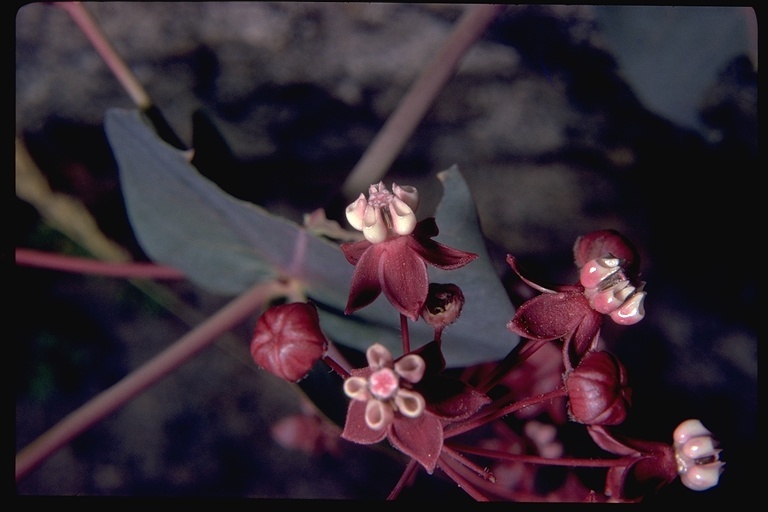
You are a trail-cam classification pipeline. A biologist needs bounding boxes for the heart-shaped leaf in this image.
[105,108,517,366]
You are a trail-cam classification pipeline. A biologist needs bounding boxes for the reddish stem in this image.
[445,442,641,469]
[400,313,411,354]
[387,459,420,500]
[15,248,186,280]
[445,387,568,439]
[15,279,290,481]
[341,4,505,199]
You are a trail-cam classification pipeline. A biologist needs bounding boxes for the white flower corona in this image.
[345,182,419,243]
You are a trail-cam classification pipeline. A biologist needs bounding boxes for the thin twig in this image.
[15,248,186,280]
[54,2,152,109]
[15,278,291,482]
[341,4,505,200]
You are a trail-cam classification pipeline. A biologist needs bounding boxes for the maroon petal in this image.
[507,291,593,341]
[344,243,384,315]
[566,308,604,365]
[407,235,478,270]
[378,237,429,321]
[341,238,372,265]
[340,399,388,445]
[388,413,444,474]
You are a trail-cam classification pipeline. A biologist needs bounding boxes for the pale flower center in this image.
[368,367,399,400]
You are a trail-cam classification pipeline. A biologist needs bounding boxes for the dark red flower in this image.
[250,302,327,382]
[341,341,490,473]
[342,218,477,321]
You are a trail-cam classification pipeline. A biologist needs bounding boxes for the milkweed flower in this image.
[342,183,478,321]
[341,341,490,473]
[506,230,648,369]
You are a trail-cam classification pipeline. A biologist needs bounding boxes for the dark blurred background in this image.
[14,3,758,502]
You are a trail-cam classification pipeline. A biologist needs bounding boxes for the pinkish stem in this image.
[445,387,568,439]
[54,2,152,109]
[15,248,186,280]
[446,442,641,469]
[341,4,505,199]
[15,278,291,482]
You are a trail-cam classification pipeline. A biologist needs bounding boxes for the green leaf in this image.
[105,109,516,366]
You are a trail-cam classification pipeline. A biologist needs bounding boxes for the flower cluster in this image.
[247,182,724,502]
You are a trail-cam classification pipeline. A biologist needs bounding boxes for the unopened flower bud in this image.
[566,350,631,425]
[250,302,328,383]
[421,283,465,332]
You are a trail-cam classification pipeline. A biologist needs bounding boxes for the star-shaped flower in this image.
[342,182,477,321]
[341,341,490,473]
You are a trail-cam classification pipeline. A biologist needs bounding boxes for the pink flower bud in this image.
[250,302,327,383]
[566,350,631,425]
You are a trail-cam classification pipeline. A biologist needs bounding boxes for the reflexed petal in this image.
[344,243,384,315]
[394,354,426,383]
[341,399,388,445]
[388,413,444,474]
[341,238,372,265]
[343,376,371,401]
[407,231,478,270]
[507,291,594,341]
[378,238,429,321]
[394,389,425,418]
